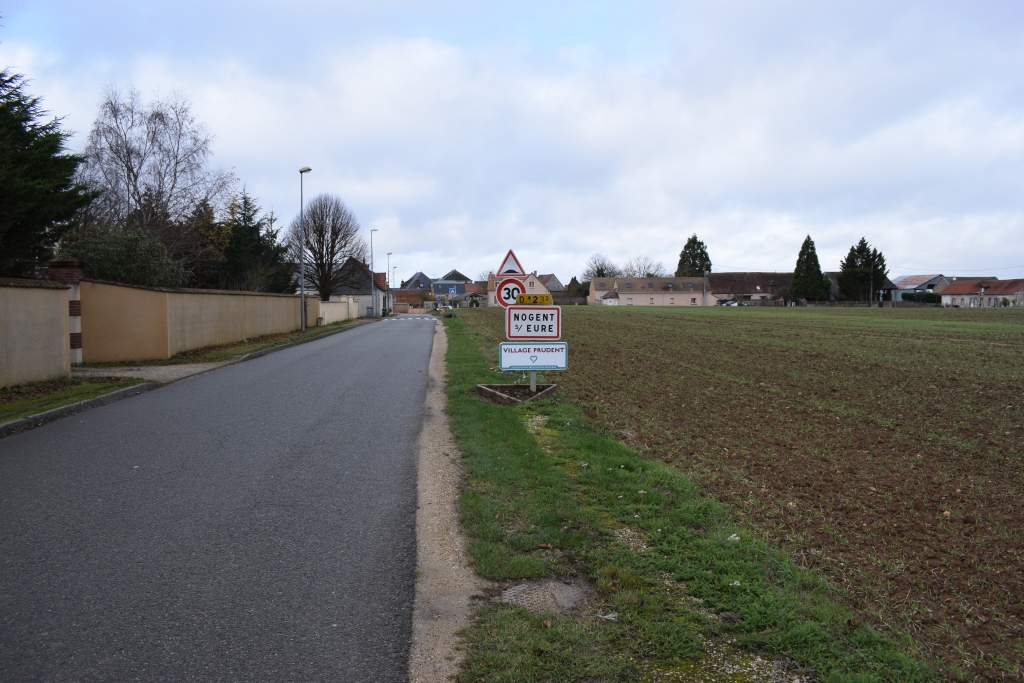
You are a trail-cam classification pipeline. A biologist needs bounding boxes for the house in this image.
[588,277,709,306]
[824,272,899,302]
[890,274,950,301]
[400,272,433,290]
[332,257,392,316]
[941,279,1024,307]
[487,272,551,306]
[537,274,566,293]
[708,272,793,303]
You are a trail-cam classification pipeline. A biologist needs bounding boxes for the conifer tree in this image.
[789,235,830,301]
[675,234,712,277]
[837,237,888,302]
[0,70,95,276]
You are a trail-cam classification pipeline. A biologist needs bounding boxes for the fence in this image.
[80,280,320,363]
[1,279,70,388]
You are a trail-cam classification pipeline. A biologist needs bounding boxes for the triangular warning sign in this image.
[497,249,525,276]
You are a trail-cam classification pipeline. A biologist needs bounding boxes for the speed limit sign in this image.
[496,278,524,308]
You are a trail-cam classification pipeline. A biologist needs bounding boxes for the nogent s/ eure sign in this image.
[505,305,561,340]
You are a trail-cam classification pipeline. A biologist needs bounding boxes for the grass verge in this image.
[81,319,365,367]
[444,316,932,682]
[0,376,146,422]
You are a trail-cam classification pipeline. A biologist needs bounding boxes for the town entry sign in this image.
[495,249,567,389]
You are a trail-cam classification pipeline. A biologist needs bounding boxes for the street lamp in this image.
[370,228,378,317]
[299,167,312,330]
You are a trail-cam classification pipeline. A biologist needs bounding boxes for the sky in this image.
[3,1,1024,284]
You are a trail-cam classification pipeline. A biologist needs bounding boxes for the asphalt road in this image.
[0,315,440,682]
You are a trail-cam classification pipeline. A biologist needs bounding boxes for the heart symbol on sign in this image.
[530,355,538,363]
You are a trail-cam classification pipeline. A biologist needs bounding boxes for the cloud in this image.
[2,1,1024,280]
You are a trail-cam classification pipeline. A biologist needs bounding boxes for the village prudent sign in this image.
[498,342,568,371]
[506,305,561,340]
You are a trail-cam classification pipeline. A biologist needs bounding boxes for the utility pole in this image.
[298,167,312,330]
[370,228,378,317]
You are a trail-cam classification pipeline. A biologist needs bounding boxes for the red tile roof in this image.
[942,278,1024,295]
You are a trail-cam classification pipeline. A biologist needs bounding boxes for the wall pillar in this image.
[47,259,85,365]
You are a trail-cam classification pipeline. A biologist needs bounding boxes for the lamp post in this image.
[370,228,378,317]
[298,167,312,330]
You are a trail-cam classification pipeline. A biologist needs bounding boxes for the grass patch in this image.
[445,315,932,682]
[82,319,364,367]
[0,376,146,422]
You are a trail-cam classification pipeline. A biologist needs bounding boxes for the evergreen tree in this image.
[675,234,712,277]
[0,70,96,276]
[218,190,294,292]
[789,235,830,301]
[566,276,588,298]
[837,237,888,302]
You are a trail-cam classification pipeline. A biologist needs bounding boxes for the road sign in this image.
[497,250,526,276]
[499,342,568,371]
[449,287,456,295]
[496,277,524,308]
[506,306,561,340]
[516,293,551,305]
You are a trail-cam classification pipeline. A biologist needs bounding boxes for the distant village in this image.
[384,268,1023,312]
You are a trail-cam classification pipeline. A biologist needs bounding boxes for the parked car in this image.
[722,301,739,306]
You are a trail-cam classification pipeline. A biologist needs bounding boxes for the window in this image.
[667,283,673,290]
[528,281,534,289]
[687,283,693,289]
[599,282,606,288]
[625,283,632,288]
[650,297,654,304]
[648,282,653,288]
[756,285,761,291]
[691,297,697,305]
[626,298,633,305]
[670,297,674,304]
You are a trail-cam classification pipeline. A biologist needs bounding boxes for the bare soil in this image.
[460,306,1024,680]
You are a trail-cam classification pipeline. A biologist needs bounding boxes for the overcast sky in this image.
[4,1,1024,282]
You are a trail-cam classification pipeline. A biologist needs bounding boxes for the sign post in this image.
[494,250,566,393]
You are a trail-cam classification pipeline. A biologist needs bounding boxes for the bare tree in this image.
[621,256,667,278]
[287,194,367,300]
[77,86,234,266]
[476,270,494,282]
[581,253,620,280]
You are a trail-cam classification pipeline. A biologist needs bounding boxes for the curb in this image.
[0,317,383,439]
[237,318,376,363]
[0,382,160,438]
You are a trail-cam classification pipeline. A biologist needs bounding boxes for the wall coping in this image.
[0,277,69,290]
[81,278,309,298]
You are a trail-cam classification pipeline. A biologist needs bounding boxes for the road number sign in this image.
[506,306,561,340]
[496,277,524,308]
[499,342,568,371]
[516,293,551,305]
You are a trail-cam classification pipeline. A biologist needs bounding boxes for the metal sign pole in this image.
[530,370,537,393]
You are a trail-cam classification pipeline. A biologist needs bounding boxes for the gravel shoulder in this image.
[409,322,488,682]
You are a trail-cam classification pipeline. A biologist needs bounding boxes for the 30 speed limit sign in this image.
[496,278,524,308]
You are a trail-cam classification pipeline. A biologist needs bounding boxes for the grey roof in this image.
[401,272,433,289]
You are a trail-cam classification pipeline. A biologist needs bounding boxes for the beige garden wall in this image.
[0,281,70,388]
[167,291,309,357]
[314,299,354,325]
[81,280,169,362]
[80,280,314,362]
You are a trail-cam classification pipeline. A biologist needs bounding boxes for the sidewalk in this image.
[72,363,231,383]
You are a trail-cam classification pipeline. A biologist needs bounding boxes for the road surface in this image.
[0,315,440,682]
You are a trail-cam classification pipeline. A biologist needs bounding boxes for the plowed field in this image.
[460,306,1024,680]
